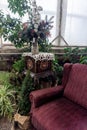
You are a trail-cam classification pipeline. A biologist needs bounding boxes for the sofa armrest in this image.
[29,85,64,113]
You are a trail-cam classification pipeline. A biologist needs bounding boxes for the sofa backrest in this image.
[64,63,87,109]
[62,63,72,88]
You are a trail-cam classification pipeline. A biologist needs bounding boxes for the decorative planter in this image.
[22,52,54,73]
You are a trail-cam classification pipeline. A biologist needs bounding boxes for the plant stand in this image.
[22,52,56,87]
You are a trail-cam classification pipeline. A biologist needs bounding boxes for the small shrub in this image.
[9,58,25,87]
[18,70,35,115]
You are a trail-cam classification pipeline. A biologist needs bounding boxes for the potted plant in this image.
[0,84,15,119]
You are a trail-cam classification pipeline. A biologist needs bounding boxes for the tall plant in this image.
[18,70,35,115]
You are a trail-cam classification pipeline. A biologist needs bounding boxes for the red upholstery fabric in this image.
[62,63,72,88]
[32,97,87,130]
[64,63,87,109]
[30,63,87,130]
[30,86,63,113]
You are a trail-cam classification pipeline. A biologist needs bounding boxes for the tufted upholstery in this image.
[30,63,87,130]
[64,63,87,109]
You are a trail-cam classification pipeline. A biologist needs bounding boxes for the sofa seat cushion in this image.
[32,97,87,130]
[64,63,87,109]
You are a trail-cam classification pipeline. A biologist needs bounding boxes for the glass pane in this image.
[63,0,87,46]
[34,0,57,42]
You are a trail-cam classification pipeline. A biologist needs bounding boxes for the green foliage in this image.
[64,47,80,63]
[63,47,87,64]
[13,58,25,73]
[52,56,63,85]
[80,48,87,62]
[0,1,53,49]
[0,71,10,85]
[0,10,4,36]
[18,70,35,115]
[0,84,15,119]
[39,41,52,52]
[0,12,25,47]
[10,58,25,87]
[10,71,25,88]
[10,58,42,115]
[80,56,87,64]
[7,0,31,17]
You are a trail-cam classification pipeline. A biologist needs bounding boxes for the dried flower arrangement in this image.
[19,0,54,46]
[0,0,54,51]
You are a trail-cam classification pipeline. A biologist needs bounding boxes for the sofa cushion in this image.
[32,97,87,130]
[64,63,87,109]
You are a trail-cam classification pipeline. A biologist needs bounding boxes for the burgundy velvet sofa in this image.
[30,63,87,130]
